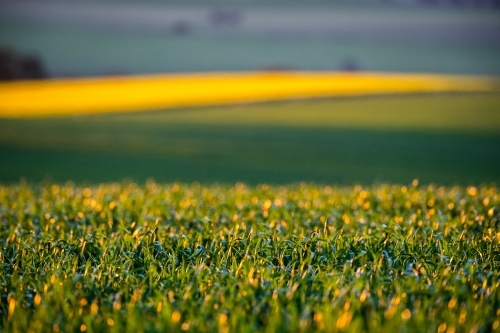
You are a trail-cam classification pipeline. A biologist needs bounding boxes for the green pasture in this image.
[1,93,499,185]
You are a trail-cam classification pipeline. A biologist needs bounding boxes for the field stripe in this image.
[0,71,499,117]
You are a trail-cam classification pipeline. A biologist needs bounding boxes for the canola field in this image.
[0,72,499,117]
[1,181,499,332]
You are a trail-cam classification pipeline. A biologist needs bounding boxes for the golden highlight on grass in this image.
[0,71,499,117]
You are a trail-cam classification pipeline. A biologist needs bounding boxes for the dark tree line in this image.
[0,47,47,81]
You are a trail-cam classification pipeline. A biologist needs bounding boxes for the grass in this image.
[1,181,499,332]
[1,72,499,117]
[1,93,500,185]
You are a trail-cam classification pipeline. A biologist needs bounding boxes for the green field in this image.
[1,93,500,332]
[1,181,499,332]
[1,93,500,185]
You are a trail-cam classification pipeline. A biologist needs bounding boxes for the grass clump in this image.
[1,181,499,332]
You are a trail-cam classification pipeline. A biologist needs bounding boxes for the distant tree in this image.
[0,46,47,81]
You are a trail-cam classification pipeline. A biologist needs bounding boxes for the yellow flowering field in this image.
[0,71,499,117]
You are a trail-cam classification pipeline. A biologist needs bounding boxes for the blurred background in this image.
[1,0,500,186]
[2,0,500,78]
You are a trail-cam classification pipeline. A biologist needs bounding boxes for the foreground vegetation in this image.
[1,181,499,332]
